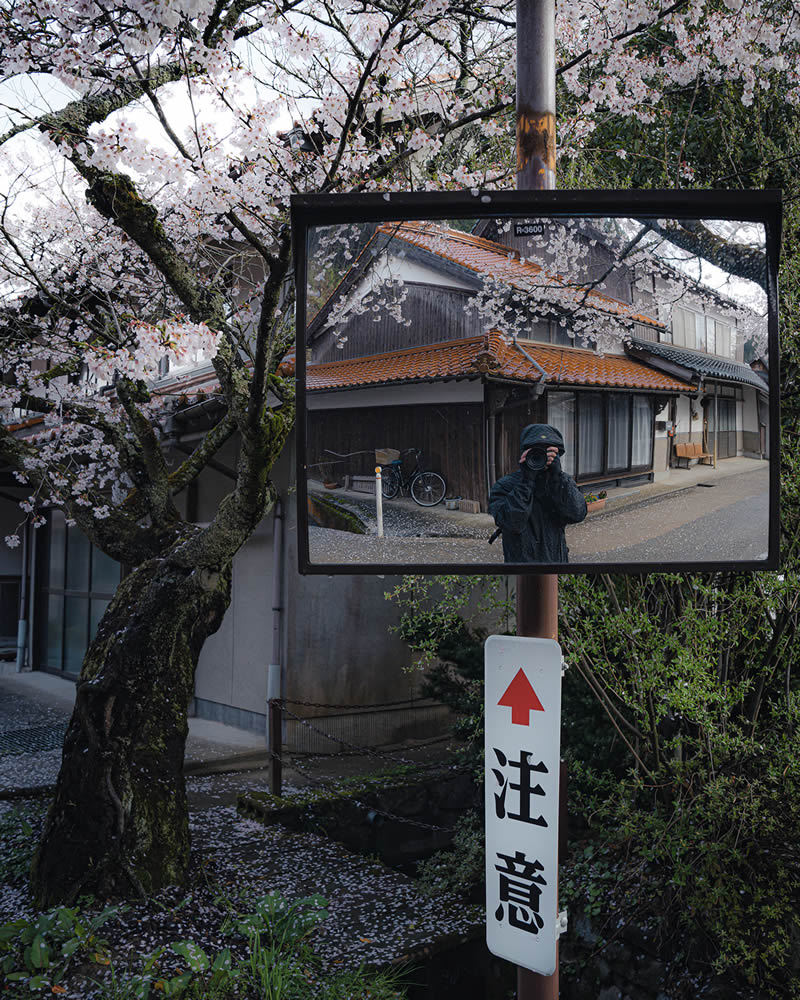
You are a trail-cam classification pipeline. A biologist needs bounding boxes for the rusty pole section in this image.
[516,0,556,191]
[515,2,560,999]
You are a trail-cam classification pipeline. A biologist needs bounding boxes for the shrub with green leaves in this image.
[0,902,123,993]
[0,803,48,885]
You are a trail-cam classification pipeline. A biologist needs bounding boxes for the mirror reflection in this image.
[300,213,772,570]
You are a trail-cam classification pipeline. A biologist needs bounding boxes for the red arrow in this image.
[498,668,544,725]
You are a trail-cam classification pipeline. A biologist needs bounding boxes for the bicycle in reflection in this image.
[377,448,447,507]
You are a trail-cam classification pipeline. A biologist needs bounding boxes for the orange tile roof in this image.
[307,332,695,393]
[373,222,664,328]
[309,221,664,333]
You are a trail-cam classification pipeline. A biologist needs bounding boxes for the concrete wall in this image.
[189,437,284,732]
[652,437,669,481]
[284,510,419,714]
[189,431,424,735]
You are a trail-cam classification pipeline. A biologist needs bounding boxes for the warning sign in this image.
[484,635,562,975]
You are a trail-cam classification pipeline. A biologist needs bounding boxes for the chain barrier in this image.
[266,701,466,835]
[281,705,453,770]
[284,697,428,711]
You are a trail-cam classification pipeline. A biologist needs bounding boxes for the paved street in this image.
[571,468,769,564]
[307,460,771,567]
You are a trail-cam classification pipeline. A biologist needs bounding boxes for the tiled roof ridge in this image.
[308,333,486,370]
[306,332,696,394]
[633,336,745,363]
[377,222,663,327]
[513,335,601,359]
[376,220,531,261]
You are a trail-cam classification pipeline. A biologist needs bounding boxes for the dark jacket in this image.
[488,424,587,564]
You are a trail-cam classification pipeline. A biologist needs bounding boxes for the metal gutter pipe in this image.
[267,498,284,743]
[15,519,29,672]
[512,339,548,399]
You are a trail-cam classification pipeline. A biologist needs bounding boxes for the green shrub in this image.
[0,901,123,993]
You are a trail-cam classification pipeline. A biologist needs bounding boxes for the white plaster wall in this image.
[675,394,695,438]
[193,511,273,718]
[190,436,282,725]
[741,389,759,434]
[307,379,484,411]
[374,252,476,291]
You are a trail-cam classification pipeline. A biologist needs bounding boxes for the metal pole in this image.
[268,500,284,796]
[517,0,556,192]
[516,3,560,998]
[269,698,283,796]
[15,520,29,672]
[375,467,384,537]
[713,384,719,468]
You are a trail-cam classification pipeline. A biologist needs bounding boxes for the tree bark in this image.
[31,546,231,907]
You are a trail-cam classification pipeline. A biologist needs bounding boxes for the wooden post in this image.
[516,3,560,999]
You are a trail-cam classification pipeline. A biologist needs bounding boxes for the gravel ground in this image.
[0,685,71,798]
[0,677,481,997]
[308,489,502,564]
[0,799,482,998]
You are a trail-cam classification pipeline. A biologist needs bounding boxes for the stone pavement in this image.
[0,670,268,803]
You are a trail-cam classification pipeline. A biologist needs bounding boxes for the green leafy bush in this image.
[0,902,123,993]
[90,892,409,1000]
[0,803,48,885]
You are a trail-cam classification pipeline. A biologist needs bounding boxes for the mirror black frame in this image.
[291,188,781,576]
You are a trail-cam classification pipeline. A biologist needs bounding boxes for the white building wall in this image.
[674,394,696,440]
[740,388,762,457]
[376,252,475,291]
[189,437,281,731]
[189,433,421,733]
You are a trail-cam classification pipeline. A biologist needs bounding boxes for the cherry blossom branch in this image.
[78,168,227,328]
[0,64,186,149]
[114,378,181,529]
[250,227,292,426]
[556,0,693,77]
[645,219,767,289]
[323,3,412,188]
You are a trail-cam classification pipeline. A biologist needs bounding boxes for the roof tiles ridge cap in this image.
[515,338,599,358]
[307,335,484,368]
[390,221,538,259]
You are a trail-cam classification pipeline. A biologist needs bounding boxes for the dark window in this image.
[548,391,654,480]
[0,578,20,644]
[39,511,121,676]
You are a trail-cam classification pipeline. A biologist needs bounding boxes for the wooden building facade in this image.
[302,220,767,511]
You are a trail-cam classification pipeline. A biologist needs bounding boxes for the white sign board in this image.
[484,635,562,975]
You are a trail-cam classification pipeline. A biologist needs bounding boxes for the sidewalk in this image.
[588,454,767,515]
[0,671,458,808]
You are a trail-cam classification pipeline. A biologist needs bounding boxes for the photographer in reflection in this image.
[489,423,587,564]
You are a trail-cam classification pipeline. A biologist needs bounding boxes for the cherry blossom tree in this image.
[0,0,797,906]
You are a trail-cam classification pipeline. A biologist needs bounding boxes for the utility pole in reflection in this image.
[515,4,561,999]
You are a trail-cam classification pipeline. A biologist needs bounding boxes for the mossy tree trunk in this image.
[0,85,295,907]
[31,549,232,907]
